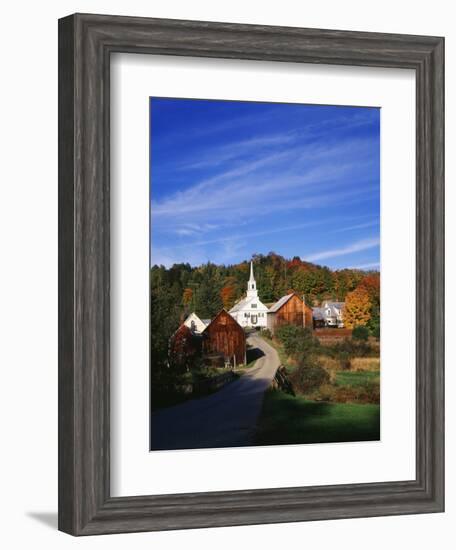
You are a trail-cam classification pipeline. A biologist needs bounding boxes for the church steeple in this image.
[247,261,258,297]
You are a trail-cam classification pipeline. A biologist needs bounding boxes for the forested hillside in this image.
[150,252,380,371]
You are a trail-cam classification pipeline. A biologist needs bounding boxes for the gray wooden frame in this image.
[58,13,444,536]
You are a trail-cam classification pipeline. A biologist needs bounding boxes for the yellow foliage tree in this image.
[343,287,372,329]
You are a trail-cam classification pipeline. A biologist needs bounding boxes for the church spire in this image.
[249,260,255,282]
[247,261,258,297]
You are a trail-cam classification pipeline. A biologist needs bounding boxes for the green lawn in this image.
[255,389,380,446]
[335,370,380,387]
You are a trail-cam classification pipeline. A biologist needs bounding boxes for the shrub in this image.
[351,357,380,372]
[329,381,380,404]
[275,324,319,357]
[275,324,303,354]
[317,384,336,402]
[317,356,340,375]
[352,326,369,341]
[262,328,272,339]
[358,381,380,404]
[289,361,330,394]
[367,307,380,339]
[368,319,380,339]
[324,338,374,359]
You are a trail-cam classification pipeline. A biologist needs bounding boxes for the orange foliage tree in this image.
[343,287,372,328]
[358,274,380,306]
[182,287,193,306]
[220,285,235,309]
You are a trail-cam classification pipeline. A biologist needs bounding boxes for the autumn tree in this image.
[343,287,372,329]
[332,269,363,301]
[358,274,380,306]
[358,274,380,337]
[220,285,236,309]
[149,254,381,371]
[182,287,193,306]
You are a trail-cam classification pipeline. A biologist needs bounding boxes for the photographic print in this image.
[149,98,380,451]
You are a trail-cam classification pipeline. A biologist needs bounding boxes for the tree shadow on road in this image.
[246,346,265,363]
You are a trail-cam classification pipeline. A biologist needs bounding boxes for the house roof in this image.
[312,307,325,320]
[183,312,203,324]
[183,312,212,334]
[323,301,344,309]
[268,293,295,313]
[229,296,251,313]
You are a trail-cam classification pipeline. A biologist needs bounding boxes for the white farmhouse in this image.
[322,301,345,327]
[183,312,210,334]
[229,261,269,328]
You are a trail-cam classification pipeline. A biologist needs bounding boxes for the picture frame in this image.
[58,13,444,535]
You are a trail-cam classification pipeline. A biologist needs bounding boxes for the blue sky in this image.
[150,98,380,270]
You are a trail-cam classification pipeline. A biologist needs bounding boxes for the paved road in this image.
[150,334,280,450]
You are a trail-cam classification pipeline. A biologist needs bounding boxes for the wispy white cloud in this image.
[335,220,379,233]
[155,104,378,152]
[303,237,380,262]
[171,222,220,236]
[152,136,377,228]
[158,220,328,251]
[179,133,297,171]
[150,102,380,268]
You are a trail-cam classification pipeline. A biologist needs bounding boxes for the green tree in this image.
[194,263,223,318]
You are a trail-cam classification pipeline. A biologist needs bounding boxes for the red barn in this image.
[203,309,246,366]
[267,293,313,334]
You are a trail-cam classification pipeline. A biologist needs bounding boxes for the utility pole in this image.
[302,294,306,327]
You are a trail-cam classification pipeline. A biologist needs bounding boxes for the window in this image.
[251,303,257,308]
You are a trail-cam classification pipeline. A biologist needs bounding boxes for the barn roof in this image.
[170,322,204,342]
[202,309,243,331]
[268,293,296,313]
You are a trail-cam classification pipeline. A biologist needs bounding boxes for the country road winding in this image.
[150,334,280,450]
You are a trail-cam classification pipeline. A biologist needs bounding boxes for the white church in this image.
[229,261,269,328]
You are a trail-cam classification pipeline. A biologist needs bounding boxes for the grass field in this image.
[335,370,380,387]
[256,389,380,445]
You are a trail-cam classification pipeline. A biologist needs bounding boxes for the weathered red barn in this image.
[203,309,246,366]
[267,293,313,334]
